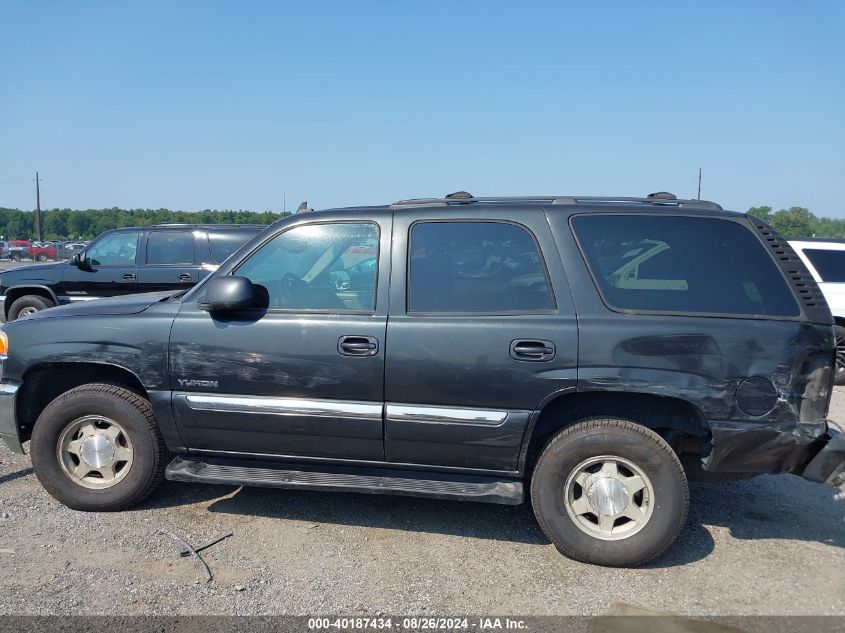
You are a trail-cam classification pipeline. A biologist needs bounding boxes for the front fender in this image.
[2,285,61,316]
[1,302,180,388]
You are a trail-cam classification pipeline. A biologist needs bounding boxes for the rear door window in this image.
[208,229,258,263]
[146,231,195,265]
[802,249,845,282]
[408,221,555,313]
[571,214,800,317]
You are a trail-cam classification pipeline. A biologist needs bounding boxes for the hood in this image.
[0,262,67,282]
[25,291,176,319]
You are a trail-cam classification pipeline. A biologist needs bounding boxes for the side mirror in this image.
[70,252,84,266]
[198,276,266,312]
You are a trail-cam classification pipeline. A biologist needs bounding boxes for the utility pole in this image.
[697,168,702,200]
[35,171,42,241]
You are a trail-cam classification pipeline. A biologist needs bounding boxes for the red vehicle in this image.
[4,240,57,261]
[29,242,58,261]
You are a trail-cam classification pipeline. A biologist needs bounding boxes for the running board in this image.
[165,456,523,505]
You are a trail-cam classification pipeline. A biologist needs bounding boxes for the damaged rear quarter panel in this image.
[575,314,833,473]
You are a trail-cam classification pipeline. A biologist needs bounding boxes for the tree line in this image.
[0,205,842,241]
[747,206,845,239]
[0,207,288,241]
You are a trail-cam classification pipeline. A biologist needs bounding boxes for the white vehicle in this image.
[789,239,845,384]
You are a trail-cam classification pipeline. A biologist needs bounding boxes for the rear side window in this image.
[802,249,845,283]
[147,231,195,265]
[571,215,800,317]
[408,221,555,313]
[208,229,258,264]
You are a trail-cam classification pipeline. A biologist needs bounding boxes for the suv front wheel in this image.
[8,294,55,320]
[531,418,688,567]
[30,384,166,511]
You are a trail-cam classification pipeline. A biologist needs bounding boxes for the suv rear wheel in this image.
[531,418,688,567]
[8,294,55,320]
[30,384,166,511]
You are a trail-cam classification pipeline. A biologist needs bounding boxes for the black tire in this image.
[8,294,54,321]
[531,418,688,567]
[36,253,48,262]
[835,325,845,386]
[30,384,166,511]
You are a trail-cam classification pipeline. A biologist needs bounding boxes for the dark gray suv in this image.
[0,192,842,567]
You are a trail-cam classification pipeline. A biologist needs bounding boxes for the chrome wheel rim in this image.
[564,455,655,541]
[57,415,133,489]
[17,307,39,318]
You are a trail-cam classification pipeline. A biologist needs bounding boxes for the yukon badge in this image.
[178,378,219,389]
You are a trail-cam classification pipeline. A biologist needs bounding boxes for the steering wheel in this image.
[280,272,307,306]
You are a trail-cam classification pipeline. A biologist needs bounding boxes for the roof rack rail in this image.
[552,196,723,210]
[391,191,570,208]
[150,223,267,228]
[390,191,723,210]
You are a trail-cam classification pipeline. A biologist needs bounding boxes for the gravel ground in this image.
[0,391,843,617]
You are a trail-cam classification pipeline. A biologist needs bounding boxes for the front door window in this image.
[235,222,379,312]
[85,232,140,266]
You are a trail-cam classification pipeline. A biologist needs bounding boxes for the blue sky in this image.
[1,1,843,215]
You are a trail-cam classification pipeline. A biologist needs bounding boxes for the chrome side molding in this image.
[182,394,511,426]
[386,404,507,426]
[184,394,383,420]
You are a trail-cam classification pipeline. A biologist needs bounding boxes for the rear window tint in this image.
[571,215,800,317]
[408,221,555,313]
[147,231,194,265]
[207,229,259,264]
[802,249,845,283]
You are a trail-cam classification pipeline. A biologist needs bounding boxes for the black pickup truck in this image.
[0,192,842,567]
[0,224,265,321]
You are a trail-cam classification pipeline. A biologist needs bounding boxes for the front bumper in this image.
[0,382,23,454]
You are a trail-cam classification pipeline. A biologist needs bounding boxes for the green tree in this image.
[43,209,69,240]
[66,212,92,239]
[769,206,817,237]
[0,207,288,241]
[747,205,773,222]
[3,212,34,239]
